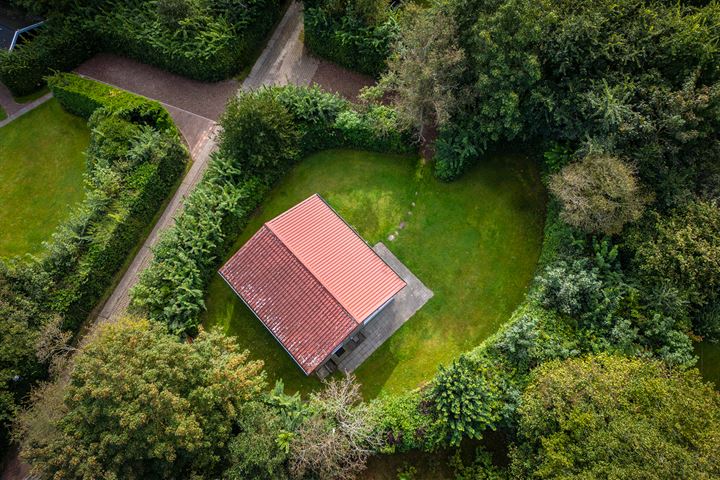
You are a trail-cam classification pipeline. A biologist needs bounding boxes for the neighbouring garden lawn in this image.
[0,99,89,257]
[203,149,545,397]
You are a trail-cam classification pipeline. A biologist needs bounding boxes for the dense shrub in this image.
[304,0,398,77]
[430,354,504,446]
[19,73,188,332]
[89,0,282,82]
[131,86,413,334]
[0,19,97,97]
[15,318,266,479]
[628,201,720,308]
[511,355,720,479]
[0,0,282,97]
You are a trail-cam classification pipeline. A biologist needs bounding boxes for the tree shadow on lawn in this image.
[202,148,546,398]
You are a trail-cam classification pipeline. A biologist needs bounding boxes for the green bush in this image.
[0,19,97,97]
[31,73,188,331]
[47,73,174,130]
[304,0,398,77]
[0,0,282,97]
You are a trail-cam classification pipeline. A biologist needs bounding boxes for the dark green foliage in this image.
[89,0,282,82]
[47,72,174,129]
[219,93,300,179]
[629,201,720,309]
[451,448,506,480]
[225,402,290,479]
[0,269,52,450]
[430,355,503,446]
[368,390,436,454]
[422,0,720,184]
[511,355,720,478]
[131,86,413,334]
[304,0,398,77]
[0,0,282,98]
[0,19,96,97]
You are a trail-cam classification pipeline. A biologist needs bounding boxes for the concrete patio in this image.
[332,243,433,374]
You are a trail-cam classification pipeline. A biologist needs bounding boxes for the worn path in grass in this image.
[203,150,546,397]
[0,99,89,257]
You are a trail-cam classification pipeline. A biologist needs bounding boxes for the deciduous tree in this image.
[16,318,265,479]
[511,354,720,479]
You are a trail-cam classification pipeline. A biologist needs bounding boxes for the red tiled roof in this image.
[219,194,406,374]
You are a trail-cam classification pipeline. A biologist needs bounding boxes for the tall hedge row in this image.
[0,19,97,96]
[0,0,283,97]
[23,73,188,331]
[303,1,398,77]
[130,85,414,334]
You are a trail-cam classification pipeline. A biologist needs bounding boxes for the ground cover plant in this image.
[0,73,186,451]
[0,99,89,257]
[202,148,545,395]
[0,0,283,96]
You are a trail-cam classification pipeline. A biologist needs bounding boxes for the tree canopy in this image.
[16,318,265,479]
[511,354,720,479]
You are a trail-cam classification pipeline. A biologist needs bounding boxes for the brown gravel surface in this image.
[0,82,23,117]
[310,60,376,102]
[76,53,238,121]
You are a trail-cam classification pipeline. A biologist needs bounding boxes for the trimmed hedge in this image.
[90,0,283,82]
[0,0,283,97]
[47,72,175,131]
[31,73,188,331]
[0,19,97,97]
[131,85,414,334]
[303,1,398,77]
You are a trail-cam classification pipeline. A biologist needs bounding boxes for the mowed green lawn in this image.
[0,99,89,257]
[203,149,545,397]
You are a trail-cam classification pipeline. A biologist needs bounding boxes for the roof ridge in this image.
[265,193,321,227]
[262,224,360,325]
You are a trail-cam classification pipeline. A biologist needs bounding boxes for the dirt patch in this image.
[310,60,376,102]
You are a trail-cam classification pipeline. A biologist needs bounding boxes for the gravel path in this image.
[242,1,318,90]
[76,53,238,121]
[0,87,53,129]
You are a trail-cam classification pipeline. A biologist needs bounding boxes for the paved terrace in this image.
[334,243,433,374]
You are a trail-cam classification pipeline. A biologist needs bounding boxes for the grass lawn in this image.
[0,99,89,257]
[203,149,545,397]
[0,104,6,121]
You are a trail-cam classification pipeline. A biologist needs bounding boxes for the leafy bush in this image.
[511,354,720,479]
[15,318,266,479]
[19,73,189,331]
[430,355,504,446]
[304,0,398,77]
[47,72,174,130]
[218,93,300,179]
[629,201,720,309]
[0,19,97,97]
[0,0,282,97]
[549,154,650,235]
